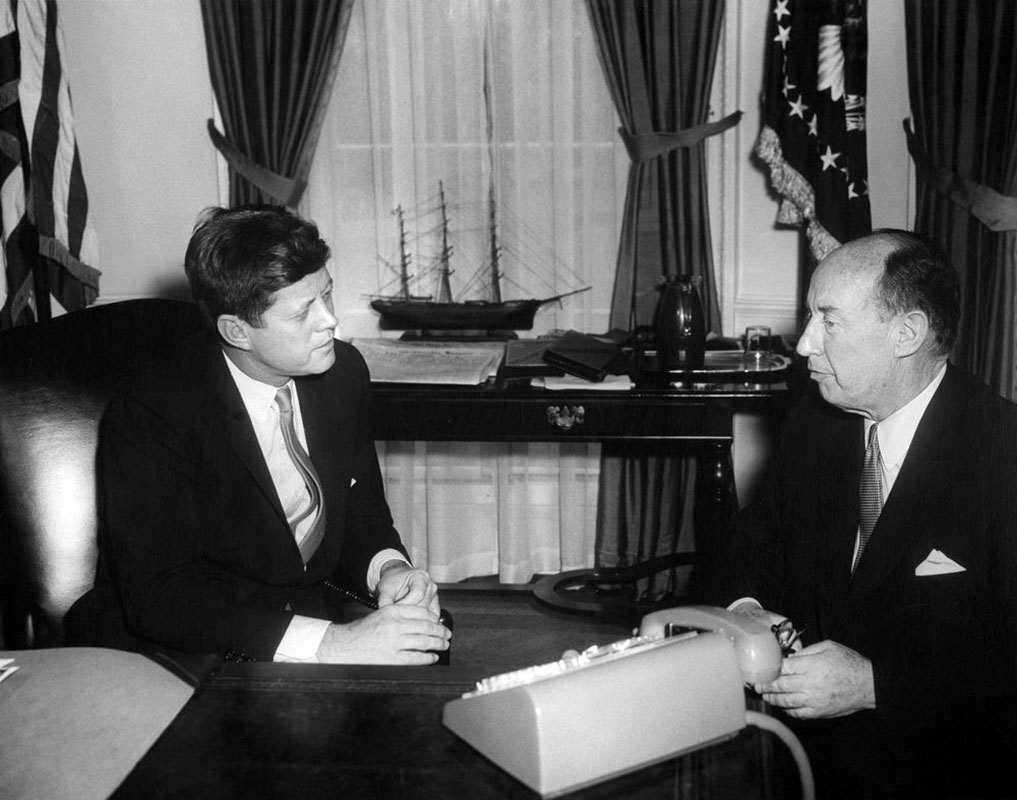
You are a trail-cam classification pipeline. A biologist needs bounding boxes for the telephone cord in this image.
[744,710,815,800]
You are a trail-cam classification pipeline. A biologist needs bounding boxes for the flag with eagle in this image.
[755,0,872,262]
[0,0,98,328]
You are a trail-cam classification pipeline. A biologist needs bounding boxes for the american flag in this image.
[755,0,872,262]
[0,0,98,328]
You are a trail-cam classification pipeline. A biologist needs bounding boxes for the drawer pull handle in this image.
[546,405,585,431]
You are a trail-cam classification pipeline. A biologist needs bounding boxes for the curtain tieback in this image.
[903,118,1017,233]
[206,120,307,208]
[619,110,742,163]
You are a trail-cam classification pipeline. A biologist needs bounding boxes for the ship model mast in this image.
[392,204,430,302]
[435,181,454,305]
[488,183,502,304]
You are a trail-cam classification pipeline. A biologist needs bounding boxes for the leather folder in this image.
[541,330,622,382]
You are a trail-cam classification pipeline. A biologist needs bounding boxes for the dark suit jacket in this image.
[705,364,1017,798]
[90,329,406,661]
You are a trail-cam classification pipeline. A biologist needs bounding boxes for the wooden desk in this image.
[369,377,788,558]
[114,587,797,799]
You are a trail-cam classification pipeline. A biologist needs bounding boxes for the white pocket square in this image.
[350,478,357,488]
[914,548,966,576]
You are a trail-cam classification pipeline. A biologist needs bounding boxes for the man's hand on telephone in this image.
[754,639,876,719]
[729,600,803,654]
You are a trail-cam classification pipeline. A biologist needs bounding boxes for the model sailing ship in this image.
[370,182,588,336]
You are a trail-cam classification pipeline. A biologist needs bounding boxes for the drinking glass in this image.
[744,325,771,370]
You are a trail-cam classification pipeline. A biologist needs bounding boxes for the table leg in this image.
[692,440,738,598]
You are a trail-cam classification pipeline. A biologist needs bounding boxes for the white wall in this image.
[59,0,221,304]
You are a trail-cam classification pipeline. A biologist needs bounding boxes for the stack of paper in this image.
[540,374,633,391]
[352,338,506,385]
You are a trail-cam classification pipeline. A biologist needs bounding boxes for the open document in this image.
[351,338,506,385]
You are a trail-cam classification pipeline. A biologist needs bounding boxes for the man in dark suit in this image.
[87,205,449,665]
[705,230,1017,798]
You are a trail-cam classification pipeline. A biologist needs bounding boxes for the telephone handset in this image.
[639,605,783,684]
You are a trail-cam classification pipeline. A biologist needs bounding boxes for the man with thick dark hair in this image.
[82,205,448,664]
[706,230,1017,797]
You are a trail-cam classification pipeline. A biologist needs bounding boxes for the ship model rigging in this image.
[370,182,589,337]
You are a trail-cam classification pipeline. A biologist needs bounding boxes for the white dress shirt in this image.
[224,354,407,661]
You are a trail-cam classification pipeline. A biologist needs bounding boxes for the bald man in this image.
[705,230,1017,798]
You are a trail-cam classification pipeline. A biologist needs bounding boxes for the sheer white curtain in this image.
[302,0,628,583]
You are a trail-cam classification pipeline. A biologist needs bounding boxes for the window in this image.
[304,0,626,339]
[302,0,627,582]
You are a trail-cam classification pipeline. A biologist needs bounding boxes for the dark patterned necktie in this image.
[275,385,326,563]
[853,423,882,574]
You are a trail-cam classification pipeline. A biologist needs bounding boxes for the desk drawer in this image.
[371,393,728,442]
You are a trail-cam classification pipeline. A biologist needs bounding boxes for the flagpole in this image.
[28,222,51,322]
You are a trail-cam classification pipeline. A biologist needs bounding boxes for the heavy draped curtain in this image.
[586,0,734,596]
[200,0,353,208]
[904,1,1017,401]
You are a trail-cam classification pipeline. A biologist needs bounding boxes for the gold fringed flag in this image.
[755,0,872,262]
[0,0,98,328]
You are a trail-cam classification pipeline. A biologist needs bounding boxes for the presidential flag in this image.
[755,0,871,262]
[0,0,98,329]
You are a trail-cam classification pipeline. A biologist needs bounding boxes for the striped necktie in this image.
[853,422,882,574]
[275,385,326,564]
